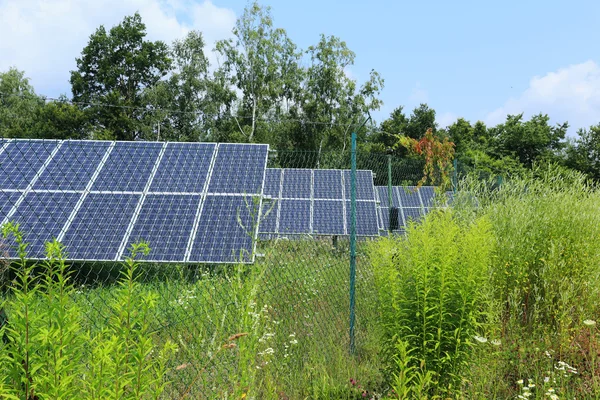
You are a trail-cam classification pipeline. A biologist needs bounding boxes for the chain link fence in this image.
[0,138,454,398]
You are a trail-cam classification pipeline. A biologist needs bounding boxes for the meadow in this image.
[1,164,600,399]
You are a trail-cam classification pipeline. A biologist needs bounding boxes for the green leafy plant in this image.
[368,210,494,396]
[0,224,177,399]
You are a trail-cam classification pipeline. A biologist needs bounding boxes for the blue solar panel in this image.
[313,170,342,199]
[346,201,379,236]
[258,200,278,234]
[189,195,256,263]
[208,144,268,194]
[150,143,216,193]
[344,170,376,201]
[281,169,311,199]
[128,194,199,261]
[0,139,271,263]
[418,186,437,207]
[34,141,111,190]
[313,200,344,234]
[9,192,80,258]
[278,199,311,234]
[92,142,162,192]
[397,186,422,207]
[263,168,282,197]
[377,186,400,207]
[0,192,25,222]
[0,140,59,190]
[62,194,140,260]
[403,207,424,225]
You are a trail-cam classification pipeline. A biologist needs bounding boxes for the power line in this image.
[0,90,401,137]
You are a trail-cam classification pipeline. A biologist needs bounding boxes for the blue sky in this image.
[2,0,599,135]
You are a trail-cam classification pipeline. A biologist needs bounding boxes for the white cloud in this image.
[409,82,428,104]
[485,60,600,135]
[0,0,236,97]
[437,111,457,129]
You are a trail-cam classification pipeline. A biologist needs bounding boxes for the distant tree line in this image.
[0,1,598,181]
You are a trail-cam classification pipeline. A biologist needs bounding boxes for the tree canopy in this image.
[0,2,598,181]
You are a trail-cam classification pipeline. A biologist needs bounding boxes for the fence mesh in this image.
[0,138,454,398]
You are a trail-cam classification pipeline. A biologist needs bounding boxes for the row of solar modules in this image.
[0,139,268,263]
[375,186,452,233]
[258,168,379,237]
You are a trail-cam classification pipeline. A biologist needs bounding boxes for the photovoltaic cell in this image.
[189,195,257,263]
[377,186,400,207]
[259,200,278,234]
[278,199,311,234]
[34,141,111,190]
[346,201,379,236]
[150,143,216,193]
[128,194,200,261]
[344,170,376,201]
[263,168,282,197]
[0,140,58,190]
[208,144,268,194]
[313,200,344,234]
[403,207,424,225]
[62,193,140,260]
[92,142,162,192]
[281,169,311,199]
[313,170,342,199]
[397,186,422,207]
[418,186,436,207]
[10,192,81,258]
[0,192,25,221]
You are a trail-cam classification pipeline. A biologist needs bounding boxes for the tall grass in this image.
[453,164,600,398]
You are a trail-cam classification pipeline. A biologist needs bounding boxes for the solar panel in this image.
[314,170,342,199]
[188,195,258,263]
[0,139,269,263]
[128,194,199,262]
[9,192,81,258]
[375,186,449,233]
[34,141,111,191]
[208,144,268,194]
[61,193,141,260]
[0,140,59,190]
[150,143,216,193]
[313,200,345,235]
[259,168,378,237]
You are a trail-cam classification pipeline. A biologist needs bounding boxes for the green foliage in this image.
[368,210,494,396]
[0,225,177,399]
[565,124,600,181]
[0,68,44,138]
[70,12,172,141]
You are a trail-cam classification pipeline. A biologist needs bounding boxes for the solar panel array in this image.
[375,186,451,233]
[0,139,458,263]
[0,139,268,263]
[259,168,379,237]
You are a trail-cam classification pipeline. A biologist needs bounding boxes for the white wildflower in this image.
[584,319,597,326]
[491,339,501,346]
[473,335,488,343]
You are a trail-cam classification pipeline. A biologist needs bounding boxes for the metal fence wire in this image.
[0,137,454,398]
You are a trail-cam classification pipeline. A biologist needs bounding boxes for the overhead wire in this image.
[0,90,401,137]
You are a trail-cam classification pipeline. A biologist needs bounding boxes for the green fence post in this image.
[387,154,393,233]
[349,131,357,354]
